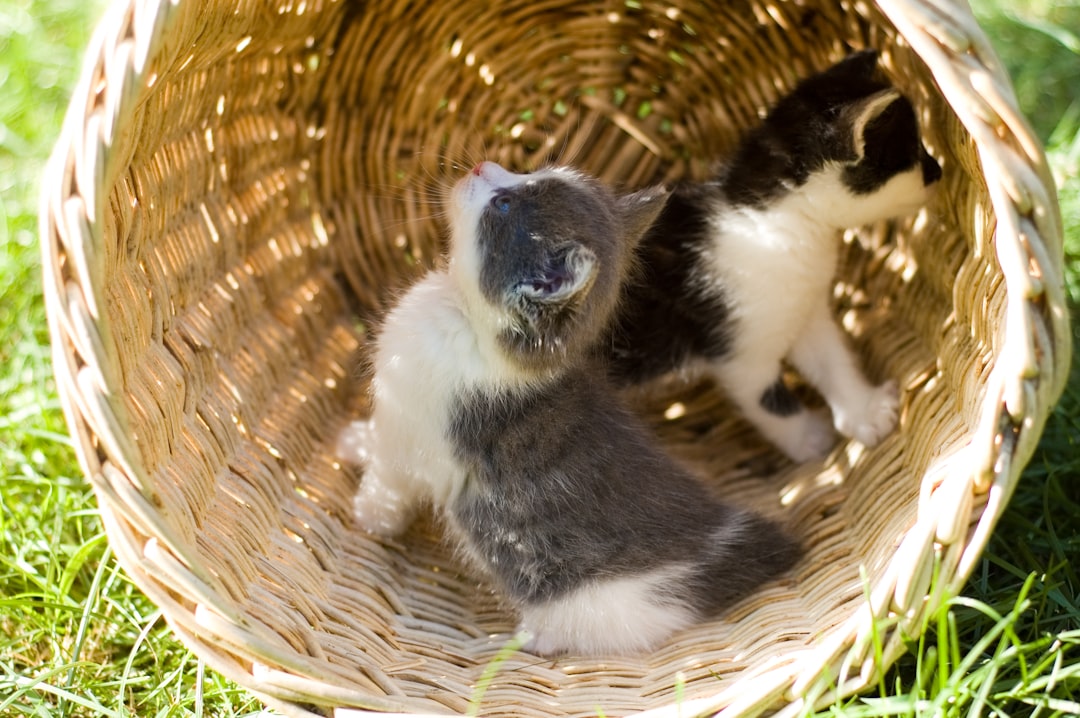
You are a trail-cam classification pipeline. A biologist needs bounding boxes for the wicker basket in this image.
[41,0,1070,715]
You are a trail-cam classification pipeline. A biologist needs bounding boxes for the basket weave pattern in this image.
[42,0,1069,715]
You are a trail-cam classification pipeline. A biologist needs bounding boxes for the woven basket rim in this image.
[39,0,1071,715]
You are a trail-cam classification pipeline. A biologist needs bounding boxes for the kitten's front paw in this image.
[352,471,414,537]
[336,419,373,464]
[834,380,899,448]
[780,410,837,463]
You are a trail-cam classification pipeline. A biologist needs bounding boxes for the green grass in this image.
[0,1,259,714]
[1,0,1077,715]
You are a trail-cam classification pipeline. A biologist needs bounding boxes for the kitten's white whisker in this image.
[551,105,598,170]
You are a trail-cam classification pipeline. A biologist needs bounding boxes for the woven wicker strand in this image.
[41,0,1070,716]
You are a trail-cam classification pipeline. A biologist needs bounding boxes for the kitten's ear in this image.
[517,244,597,307]
[616,185,670,246]
[829,49,879,80]
[846,88,903,159]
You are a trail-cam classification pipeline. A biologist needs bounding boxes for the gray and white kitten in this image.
[339,162,800,656]
[608,51,942,462]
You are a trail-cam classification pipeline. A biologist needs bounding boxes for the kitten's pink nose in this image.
[469,161,516,186]
[472,161,503,177]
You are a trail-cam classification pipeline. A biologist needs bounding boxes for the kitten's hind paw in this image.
[835,380,899,448]
[517,623,590,658]
[775,410,836,463]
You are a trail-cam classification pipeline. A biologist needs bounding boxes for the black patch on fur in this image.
[448,370,800,608]
[760,377,802,417]
[843,95,922,194]
[713,49,942,206]
[607,184,733,384]
[921,149,942,185]
[721,50,888,207]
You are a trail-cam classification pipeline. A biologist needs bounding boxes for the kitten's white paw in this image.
[335,419,373,464]
[775,410,836,463]
[338,419,415,536]
[773,412,838,462]
[834,380,899,447]
[518,626,560,657]
[352,471,414,537]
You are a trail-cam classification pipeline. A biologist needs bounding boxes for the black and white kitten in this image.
[339,162,800,656]
[608,50,943,462]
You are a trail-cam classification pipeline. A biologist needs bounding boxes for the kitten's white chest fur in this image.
[345,255,546,532]
[344,273,486,531]
[706,164,924,342]
[706,176,844,358]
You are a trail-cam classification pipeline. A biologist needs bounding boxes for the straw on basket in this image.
[41,0,1070,716]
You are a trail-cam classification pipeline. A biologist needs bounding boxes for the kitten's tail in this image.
[689,507,802,617]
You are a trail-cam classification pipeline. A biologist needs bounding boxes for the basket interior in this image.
[77,0,1003,714]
